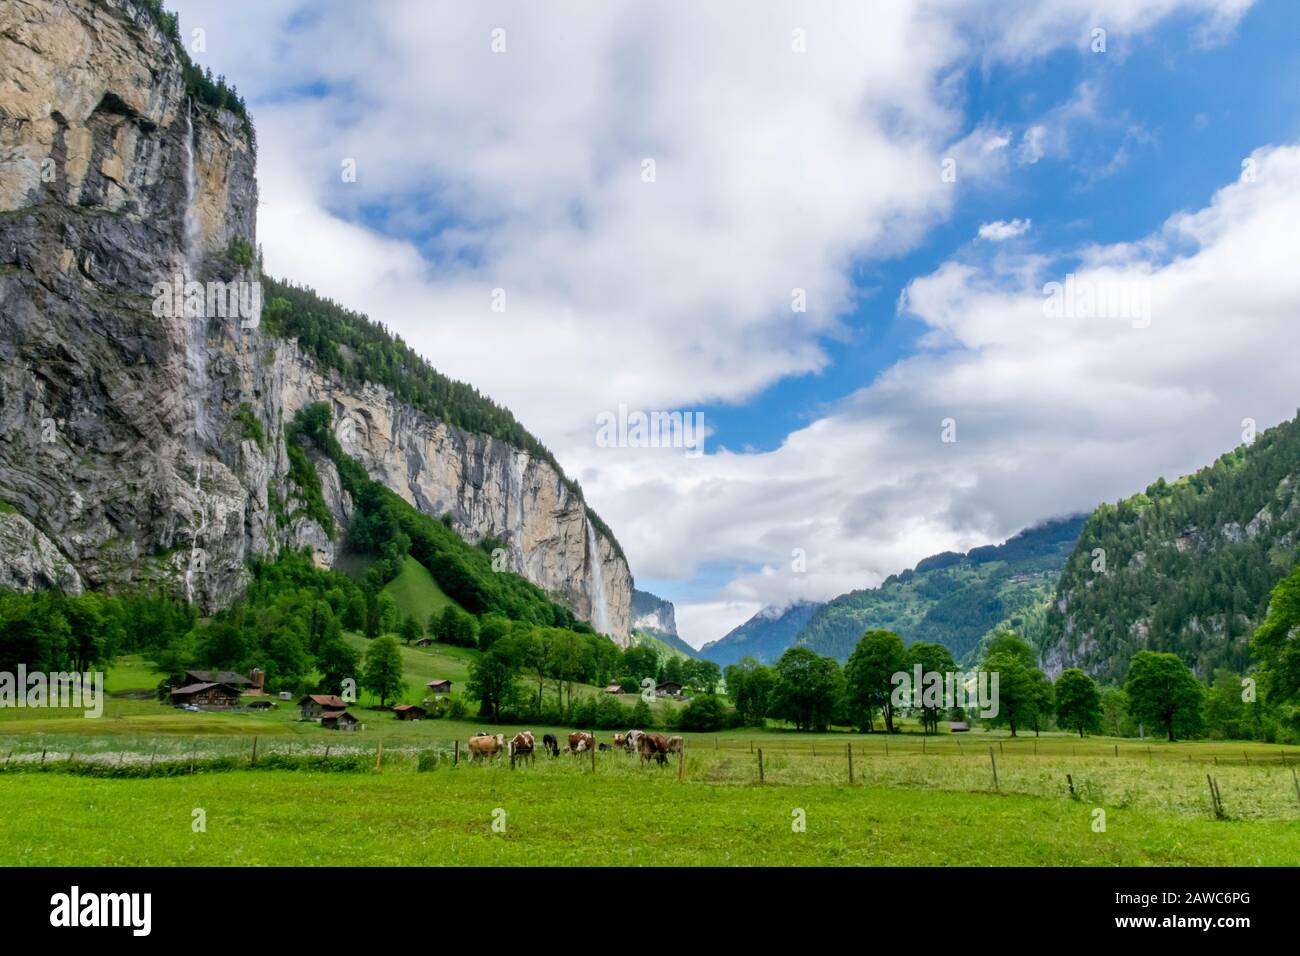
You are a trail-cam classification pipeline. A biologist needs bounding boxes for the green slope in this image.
[1042,412,1300,681]
[382,555,458,625]
[795,517,1085,664]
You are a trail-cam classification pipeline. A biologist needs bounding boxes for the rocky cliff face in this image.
[631,588,677,638]
[0,0,632,641]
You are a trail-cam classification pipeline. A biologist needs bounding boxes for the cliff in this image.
[0,0,632,641]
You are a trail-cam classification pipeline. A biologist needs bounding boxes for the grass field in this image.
[1,657,1297,866]
[381,554,458,624]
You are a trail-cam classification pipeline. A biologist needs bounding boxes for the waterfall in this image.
[181,98,201,274]
[183,461,208,604]
[585,516,612,636]
[180,98,208,606]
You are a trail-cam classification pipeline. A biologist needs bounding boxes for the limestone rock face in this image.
[0,0,632,642]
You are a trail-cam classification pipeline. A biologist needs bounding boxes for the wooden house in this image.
[655,681,684,699]
[298,694,348,720]
[170,681,241,708]
[393,704,427,721]
[320,710,361,732]
[426,680,452,695]
[185,670,253,690]
[604,684,623,695]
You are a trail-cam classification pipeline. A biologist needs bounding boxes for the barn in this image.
[393,704,427,721]
[426,680,452,695]
[320,710,361,732]
[603,684,623,695]
[170,682,241,708]
[185,670,254,690]
[655,681,685,699]
[298,694,348,720]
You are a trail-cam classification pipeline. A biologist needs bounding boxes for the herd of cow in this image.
[465,729,684,766]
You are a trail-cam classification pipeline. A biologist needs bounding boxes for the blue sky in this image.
[176,0,1300,646]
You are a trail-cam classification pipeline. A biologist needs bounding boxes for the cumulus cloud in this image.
[978,218,1032,241]
[167,0,1259,646]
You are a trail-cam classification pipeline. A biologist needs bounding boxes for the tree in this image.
[1054,669,1101,737]
[398,616,422,646]
[433,605,478,648]
[1100,686,1132,737]
[466,646,517,720]
[684,658,722,694]
[771,647,843,732]
[1203,668,1247,740]
[317,633,358,696]
[844,630,907,732]
[905,641,956,735]
[679,694,729,732]
[724,657,777,726]
[1123,651,1206,742]
[1253,565,1300,712]
[360,635,405,707]
[378,593,400,635]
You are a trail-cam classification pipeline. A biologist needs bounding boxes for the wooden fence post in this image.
[999,740,1004,755]
[454,739,459,767]
[1114,744,1118,758]
[847,742,854,784]
[678,746,685,782]
[590,739,596,773]
[1291,767,1299,805]
[375,740,384,771]
[1207,775,1224,819]
[39,748,46,766]
[1067,773,1075,798]
[989,748,999,792]
[757,748,764,783]
[148,745,156,770]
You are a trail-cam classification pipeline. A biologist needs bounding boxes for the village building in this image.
[655,681,685,699]
[170,682,241,708]
[298,694,348,720]
[393,704,427,720]
[603,684,623,695]
[320,710,361,732]
[426,679,452,695]
[185,670,254,690]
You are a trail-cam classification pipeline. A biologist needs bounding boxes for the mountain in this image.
[0,0,632,641]
[630,589,697,658]
[699,601,823,667]
[1041,413,1300,682]
[793,516,1086,664]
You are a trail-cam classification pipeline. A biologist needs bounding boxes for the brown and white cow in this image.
[666,735,684,754]
[468,733,505,761]
[510,731,535,764]
[568,731,595,754]
[637,732,670,766]
[623,729,644,754]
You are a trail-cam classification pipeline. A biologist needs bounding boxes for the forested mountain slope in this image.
[793,517,1086,664]
[1042,413,1300,682]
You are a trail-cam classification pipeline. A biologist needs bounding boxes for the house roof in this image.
[604,684,623,693]
[186,670,253,686]
[393,704,426,712]
[426,680,451,688]
[299,694,348,707]
[171,681,238,696]
[320,710,355,721]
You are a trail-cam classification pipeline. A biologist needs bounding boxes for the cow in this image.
[666,735,684,754]
[568,731,595,754]
[542,733,560,757]
[637,732,670,766]
[598,743,612,752]
[613,733,626,749]
[623,729,644,754]
[468,733,505,761]
[510,731,535,764]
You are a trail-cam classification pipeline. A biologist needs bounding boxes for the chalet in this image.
[426,680,452,695]
[170,682,241,708]
[393,704,427,721]
[247,699,275,710]
[655,681,685,699]
[298,694,349,721]
[320,710,361,732]
[604,684,623,695]
[949,721,971,733]
[185,670,253,690]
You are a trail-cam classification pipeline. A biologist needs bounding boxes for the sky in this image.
[172,0,1300,648]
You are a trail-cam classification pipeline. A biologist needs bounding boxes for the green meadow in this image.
[1,656,1297,866]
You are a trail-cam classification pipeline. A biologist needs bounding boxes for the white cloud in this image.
[166,0,1260,647]
[977,218,1032,241]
